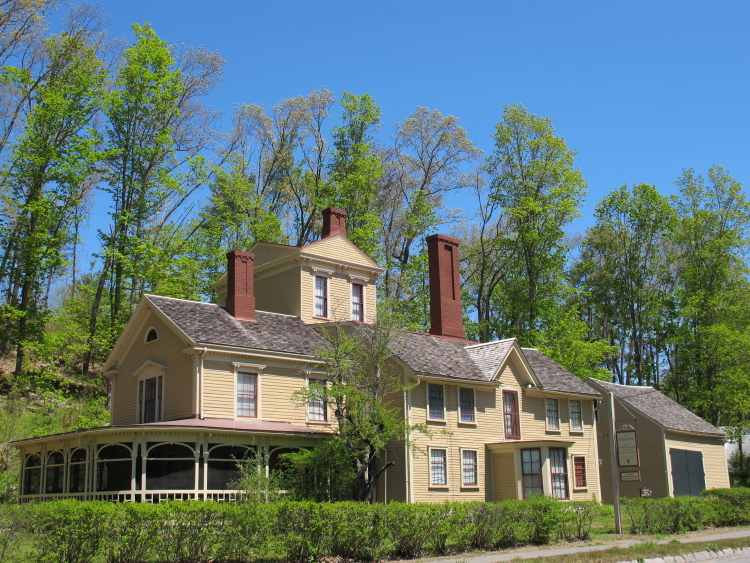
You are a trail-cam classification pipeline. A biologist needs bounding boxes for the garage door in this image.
[669,448,706,497]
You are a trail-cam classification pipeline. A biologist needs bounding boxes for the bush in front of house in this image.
[621,496,712,534]
[702,487,750,526]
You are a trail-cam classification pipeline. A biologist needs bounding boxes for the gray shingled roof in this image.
[147,295,326,356]
[523,349,601,397]
[465,339,515,380]
[590,379,723,436]
[394,331,486,381]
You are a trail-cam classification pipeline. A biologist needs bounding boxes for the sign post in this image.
[608,389,622,534]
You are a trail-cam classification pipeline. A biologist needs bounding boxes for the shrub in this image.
[25,500,107,563]
[0,503,25,562]
[621,497,712,534]
[325,502,388,561]
[525,494,564,544]
[100,502,160,563]
[559,500,600,541]
[216,502,277,563]
[385,502,436,558]
[702,487,750,526]
[151,501,225,563]
[274,501,330,562]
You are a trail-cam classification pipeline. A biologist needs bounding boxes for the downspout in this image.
[199,347,207,420]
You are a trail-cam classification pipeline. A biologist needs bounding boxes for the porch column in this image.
[193,444,200,500]
[39,445,48,498]
[63,446,70,495]
[130,443,138,502]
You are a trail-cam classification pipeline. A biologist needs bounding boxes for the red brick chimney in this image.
[322,207,347,238]
[226,250,256,322]
[427,234,466,341]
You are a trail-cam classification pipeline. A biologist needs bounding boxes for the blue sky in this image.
[58,0,749,236]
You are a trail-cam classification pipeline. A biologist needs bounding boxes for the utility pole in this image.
[609,389,622,534]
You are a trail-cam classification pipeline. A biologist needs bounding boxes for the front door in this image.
[669,448,706,496]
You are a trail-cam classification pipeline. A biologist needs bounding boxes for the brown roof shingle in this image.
[523,349,601,397]
[589,379,723,436]
[147,295,327,356]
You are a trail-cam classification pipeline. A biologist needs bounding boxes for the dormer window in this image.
[315,276,328,318]
[145,328,158,343]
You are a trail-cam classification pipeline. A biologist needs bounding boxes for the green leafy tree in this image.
[0,32,104,378]
[295,306,422,501]
[483,103,586,344]
[574,184,676,385]
[667,166,750,427]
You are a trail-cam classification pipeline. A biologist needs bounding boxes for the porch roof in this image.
[486,439,575,452]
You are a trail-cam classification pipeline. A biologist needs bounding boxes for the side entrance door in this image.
[669,448,706,496]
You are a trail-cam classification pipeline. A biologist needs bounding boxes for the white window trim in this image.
[456,387,477,425]
[349,277,367,322]
[549,446,571,500]
[425,383,446,422]
[232,363,264,420]
[545,397,561,432]
[133,361,166,423]
[312,268,333,320]
[306,376,329,424]
[568,399,584,433]
[459,447,479,488]
[571,453,588,490]
[502,388,522,439]
[428,446,449,488]
[144,326,159,344]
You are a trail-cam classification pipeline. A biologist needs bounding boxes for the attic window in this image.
[145,328,159,343]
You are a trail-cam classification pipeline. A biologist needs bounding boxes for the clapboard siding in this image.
[112,313,194,425]
[665,432,729,491]
[252,243,298,266]
[203,360,234,419]
[407,353,599,502]
[306,235,375,265]
[255,267,301,317]
[300,265,376,324]
[597,399,669,503]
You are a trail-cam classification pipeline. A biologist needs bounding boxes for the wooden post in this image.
[609,389,622,534]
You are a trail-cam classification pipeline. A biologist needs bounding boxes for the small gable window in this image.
[145,328,158,343]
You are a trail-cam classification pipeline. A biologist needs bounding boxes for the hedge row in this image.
[0,497,600,563]
[621,488,750,534]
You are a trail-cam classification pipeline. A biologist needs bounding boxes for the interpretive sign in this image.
[640,488,653,497]
[620,471,641,482]
[616,430,639,467]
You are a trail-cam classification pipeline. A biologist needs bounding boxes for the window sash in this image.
[503,391,520,438]
[430,449,447,486]
[459,388,475,422]
[351,283,364,321]
[315,276,328,317]
[546,398,560,430]
[143,377,157,423]
[428,384,444,420]
[550,448,569,499]
[462,450,477,486]
[308,379,327,421]
[521,448,542,498]
[569,400,582,431]
[237,373,257,417]
[573,456,587,488]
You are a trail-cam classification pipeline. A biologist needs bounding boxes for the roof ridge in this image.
[464,337,516,349]
[146,295,302,320]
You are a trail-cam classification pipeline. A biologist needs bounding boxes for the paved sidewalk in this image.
[417,528,750,563]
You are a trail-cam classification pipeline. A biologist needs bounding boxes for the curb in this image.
[619,545,750,562]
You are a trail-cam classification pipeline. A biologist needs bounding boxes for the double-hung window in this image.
[427,384,444,420]
[315,276,328,317]
[430,448,447,486]
[308,379,327,422]
[546,398,560,430]
[351,283,364,321]
[459,388,475,422]
[521,448,543,498]
[569,400,583,432]
[550,448,569,499]
[237,372,257,417]
[503,390,520,438]
[462,450,478,486]
[139,375,163,423]
[573,456,587,489]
